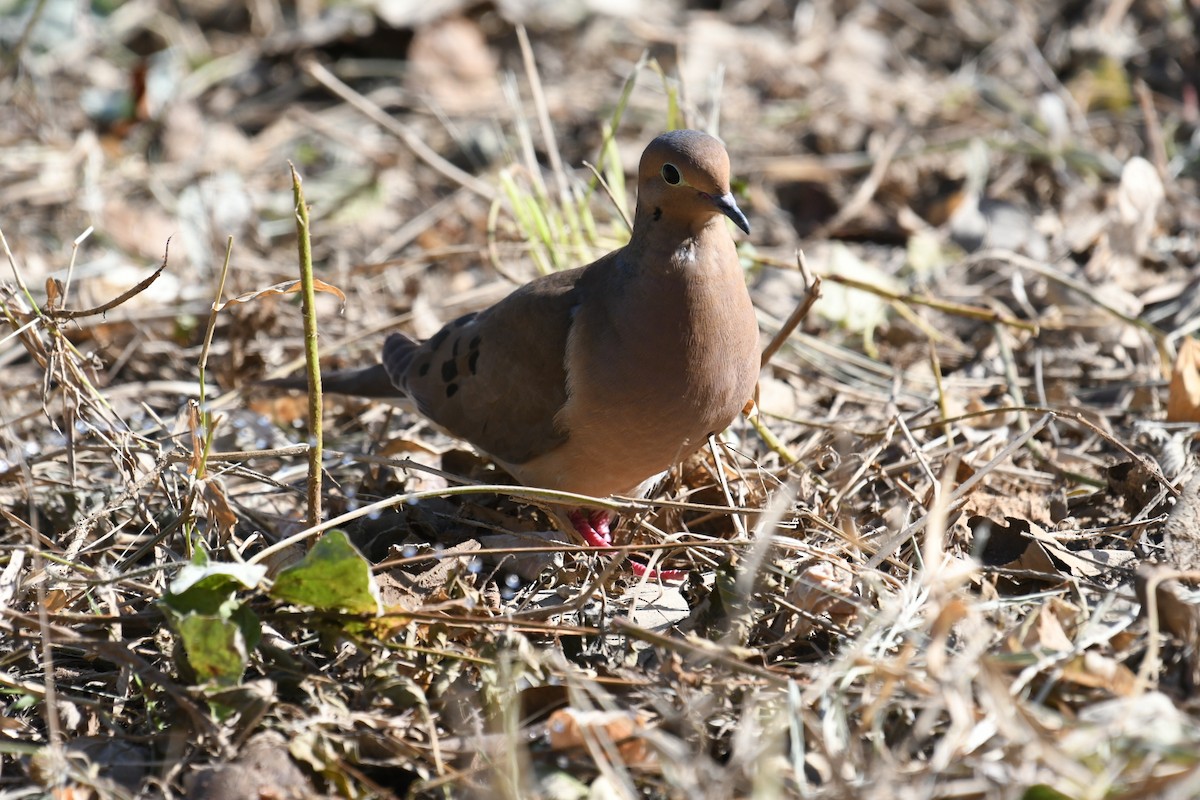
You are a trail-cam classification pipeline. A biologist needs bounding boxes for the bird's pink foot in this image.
[569,509,613,549]
[568,509,686,581]
[629,561,688,582]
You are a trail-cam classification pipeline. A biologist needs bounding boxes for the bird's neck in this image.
[628,210,728,271]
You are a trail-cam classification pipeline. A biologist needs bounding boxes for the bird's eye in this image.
[661,163,681,185]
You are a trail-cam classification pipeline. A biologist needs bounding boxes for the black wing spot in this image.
[427,327,451,351]
[417,360,431,377]
[452,336,461,357]
[446,382,459,398]
[653,207,662,221]
[468,350,480,375]
[469,335,482,351]
[441,359,458,382]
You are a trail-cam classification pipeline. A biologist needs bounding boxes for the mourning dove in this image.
[271,130,760,577]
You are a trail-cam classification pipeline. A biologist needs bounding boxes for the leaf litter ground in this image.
[1,1,1200,797]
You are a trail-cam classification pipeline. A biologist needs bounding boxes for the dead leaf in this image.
[1011,539,1061,574]
[964,490,1053,530]
[973,516,1056,573]
[45,277,63,310]
[547,708,657,769]
[187,402,205,475]
[383,539,483,595]
[1104,459,1160,510]
[374,570,424,610]
[217,278,346,310]
[1060,652,1137,696]
[185,731,314,800]
[1023,522,1127,580]
[788,560,858,625]
[1135,564,1200,644]
[1135,564,1200,689]
[1167,337,1200,422]
[51,787,93,800]
[1026,598,1077,653]
[1085,155,1164,287]
[200,480,238,540]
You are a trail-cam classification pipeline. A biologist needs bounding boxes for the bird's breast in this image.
[530,245,759,496]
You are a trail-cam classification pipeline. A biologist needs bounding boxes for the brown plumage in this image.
[270,130,760,577]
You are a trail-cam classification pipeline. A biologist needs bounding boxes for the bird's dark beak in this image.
[710,191,751,235]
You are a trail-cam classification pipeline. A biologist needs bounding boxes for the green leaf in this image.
[173,611,252,687]
[163,583,237,616]
[230,601,263,653]
[269,530,380,615]
[169,559,266,597]
[1021,786,1075,800]
[164,559,267,615]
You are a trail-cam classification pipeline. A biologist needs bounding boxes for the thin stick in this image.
[806,125,906,241]
[197,238,234,447]
[1135,79,1169,184]
[0,225,39,312]
[963,249,1155,340]
[58,226,93,310]
[247,483,652,566]
[835,271,1038,333]
[45,241,169,320]
[753,251,1038,334]
[291,164,323,528]
[760,250,823,368]
[299,57,497,202]
[516,25,569,204]
[745,403,798,465]
[581,160,632,232]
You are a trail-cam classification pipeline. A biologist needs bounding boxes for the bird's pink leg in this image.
[587,510,613,545]
[629,561,688,582]
[569,509,613,549]
[568,509,687,581]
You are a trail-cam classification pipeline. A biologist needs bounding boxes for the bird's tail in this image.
[260,363,401,399]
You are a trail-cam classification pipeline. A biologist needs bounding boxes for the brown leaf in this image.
[1060,652,1137,696]
[973,516,1056,573]
[1104,459,1160,509]
[45,277,63,310]
[187,402,205,475]
[382,539,483,595]
[1167,337,1200,422]
[1027,598,1076,652]
[1135,564,1200,644]
[200,480,238,540]
[217,278,346,310]
[547,708,657,769]
[1010,539,1061,574]
[184,732,314,800]
[788,560,858,623]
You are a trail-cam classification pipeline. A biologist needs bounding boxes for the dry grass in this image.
[2,1,1200,798]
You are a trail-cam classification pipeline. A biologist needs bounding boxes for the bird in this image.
[269,130,760,579]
